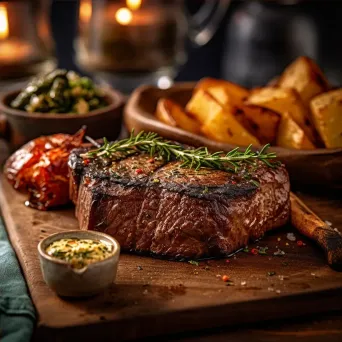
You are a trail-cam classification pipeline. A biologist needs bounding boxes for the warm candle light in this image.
[126,0,142,11]
[115,8,132,26]
[79,0,92,23]
[0,4,9,40]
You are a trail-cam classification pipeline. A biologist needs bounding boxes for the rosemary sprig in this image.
[81,131,280,172]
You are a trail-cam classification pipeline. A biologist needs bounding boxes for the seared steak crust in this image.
[69,149,290,259]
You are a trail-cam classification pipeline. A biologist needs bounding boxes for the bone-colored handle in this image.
[290,192,342,269]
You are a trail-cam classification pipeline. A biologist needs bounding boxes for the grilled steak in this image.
[69,149,290,259]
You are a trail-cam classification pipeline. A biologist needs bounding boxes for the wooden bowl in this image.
[125,83,342,188]
[0,88,125,149]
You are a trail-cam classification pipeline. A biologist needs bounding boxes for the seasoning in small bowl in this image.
[38,231,120,297]
[45,238,114,269]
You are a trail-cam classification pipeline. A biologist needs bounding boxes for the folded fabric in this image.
[0,217,35,342]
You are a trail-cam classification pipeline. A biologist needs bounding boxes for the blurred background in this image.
[49,0,342,88]
[0,0,341,91]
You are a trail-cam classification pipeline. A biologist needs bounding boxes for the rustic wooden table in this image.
[143,312,342,342]
[1,139,342,342]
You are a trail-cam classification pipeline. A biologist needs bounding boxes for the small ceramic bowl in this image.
[0,87,125,149]
[38,230,120,297]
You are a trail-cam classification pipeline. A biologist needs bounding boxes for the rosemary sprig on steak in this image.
[81,131,280,172]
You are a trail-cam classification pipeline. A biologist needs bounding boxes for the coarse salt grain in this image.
[241,281,247,286]
[286,233,296,241]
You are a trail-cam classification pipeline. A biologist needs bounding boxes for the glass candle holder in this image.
[0,0,55,82]
[76,0,230,93]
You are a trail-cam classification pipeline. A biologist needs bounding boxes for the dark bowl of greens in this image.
[0,69,125,148]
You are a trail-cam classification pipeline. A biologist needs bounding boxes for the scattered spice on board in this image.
[251,248,258,255]
[188,260,199,266]
[258,247,268,255]
[241,281,247,286]
[276,290,281,294]
[268,287,275,292]
[226,280,235,286]
[204,266,210,271]
[222,275,230,282]
[273,249,285,256]
[282,262,289,266]
[267,271,276,277]
[278,275,288,281]
[277,237,281,242]
[297,240,305,247]
[243,247,249,253]
[286,232,296,241]
[137,265,143,271]
[225,259,230,264]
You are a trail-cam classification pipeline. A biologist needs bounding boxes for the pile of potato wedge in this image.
[155,56,342,149]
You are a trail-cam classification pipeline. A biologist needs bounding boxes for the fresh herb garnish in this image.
[188,260,199,266]
[258,247,268,255]
[249,179,260,187]
[82,131,280,173]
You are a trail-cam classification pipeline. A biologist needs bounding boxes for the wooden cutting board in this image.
[1,177,342,342]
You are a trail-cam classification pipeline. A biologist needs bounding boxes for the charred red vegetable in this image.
[4,128,85,210]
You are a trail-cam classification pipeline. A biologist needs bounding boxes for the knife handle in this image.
[290,192,342,270]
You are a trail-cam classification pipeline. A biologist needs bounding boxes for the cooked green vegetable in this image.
[11,69,108,114]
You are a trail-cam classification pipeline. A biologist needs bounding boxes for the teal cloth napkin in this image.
[0,217,35,342]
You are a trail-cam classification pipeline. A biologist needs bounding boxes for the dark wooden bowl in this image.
[0,88,125,149]
[125,83,342,188]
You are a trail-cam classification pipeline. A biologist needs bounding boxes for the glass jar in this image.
[75,0,231,93]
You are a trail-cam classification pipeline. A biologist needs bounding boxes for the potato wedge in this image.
[310,89,342,148]
[246,87,318,145]
[276,113,315,150]
[201,104,260,146]
[277,56,329,107]
[155,98,201,135]
[195,77,249,107]
[185,89,223,124]
[234,105,281,144]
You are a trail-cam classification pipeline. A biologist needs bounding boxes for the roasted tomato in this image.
[4,128,85,210]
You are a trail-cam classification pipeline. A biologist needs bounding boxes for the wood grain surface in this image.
[0,176,342,342]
